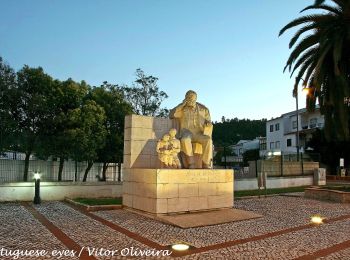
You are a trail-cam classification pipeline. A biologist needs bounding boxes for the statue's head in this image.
[162,134,170,142]
[169,128,177,138]
[185,90,197,108]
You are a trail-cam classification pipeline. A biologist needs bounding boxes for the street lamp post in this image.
[33,172,41,204]
[295,89,300,162]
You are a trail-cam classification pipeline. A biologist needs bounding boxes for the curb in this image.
[65,198,123,211]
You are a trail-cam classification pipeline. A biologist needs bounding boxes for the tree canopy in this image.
[120,68,169,117]
[280,0,350,141]
[213,118,266,147]
[0,57,139,181]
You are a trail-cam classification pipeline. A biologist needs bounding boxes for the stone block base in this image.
[122,169,234,214]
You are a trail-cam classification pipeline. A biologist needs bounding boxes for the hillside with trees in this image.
[213,118,266,147]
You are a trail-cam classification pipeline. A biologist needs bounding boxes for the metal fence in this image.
[0,159,121,183]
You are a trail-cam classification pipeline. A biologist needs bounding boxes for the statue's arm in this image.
[205,108,211,124]
[169,103,184,119]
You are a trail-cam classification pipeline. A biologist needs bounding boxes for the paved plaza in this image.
[1,195,350,259]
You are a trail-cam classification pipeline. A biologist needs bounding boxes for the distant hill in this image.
[212,118,266,147]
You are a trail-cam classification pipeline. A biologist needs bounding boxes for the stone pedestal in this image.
[314,168,326,186]
[123,169,234,214]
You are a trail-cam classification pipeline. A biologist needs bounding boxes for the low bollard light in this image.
[311,215,323,224]
[171,243,190,251]
[33,172,41,204]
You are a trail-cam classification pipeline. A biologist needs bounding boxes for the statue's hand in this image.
[205,121,212,127]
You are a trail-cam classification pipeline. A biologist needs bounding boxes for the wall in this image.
[0,182,122,201]
[123,168,233,214]
[235,175,313,191]
[0,159,119,182]
[123,115,174,169]
[258,160,319,177]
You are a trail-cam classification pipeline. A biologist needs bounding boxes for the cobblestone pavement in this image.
[95,196,350,247]
[0,196,350,259]
[0,203,74,260]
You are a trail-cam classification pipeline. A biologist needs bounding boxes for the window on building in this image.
[260,139,267,150]
[239,148,243,155]
[310,118,317,128]
[270,142,274,149]
[287,139,292,147]
[275,141,280,149]
[270,125,274,132]
[292,120,297,129]
[275,123,280,131]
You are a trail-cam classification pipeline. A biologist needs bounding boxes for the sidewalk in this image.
[1,196,350,259]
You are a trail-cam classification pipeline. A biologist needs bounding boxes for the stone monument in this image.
[123,90,233,214]
[169,90,213,169]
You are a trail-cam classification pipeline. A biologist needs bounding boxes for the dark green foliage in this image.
[12,65,57,181]
[0,57,17,153]
[212,118,266,147]
[0,56,135,182]
[280,0,350,142]
[89,82,133,180]
[213,147,235,167]
[306,128,350,174]
[243,149,260,166]
[235,186,310,198]
[73,197,122,205]
[120,68,169,117]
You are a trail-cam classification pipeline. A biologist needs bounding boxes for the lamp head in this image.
[34,173,41,180]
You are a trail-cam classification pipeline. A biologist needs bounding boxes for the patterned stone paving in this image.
[95,196,350,247]
[1,196,350,259]
[180,220,350,259]
[0,203,73,259]
[319,248,350,260]
[34,202,155,260]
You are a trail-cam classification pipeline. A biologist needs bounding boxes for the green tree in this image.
[13,66,56,181]
[121,68,168,117]
[37,79,88,181]
[89,82,132,181]
[279,0,350,141]
[213,118,266,147]
[66,98,107,182]
[0,57,17,153]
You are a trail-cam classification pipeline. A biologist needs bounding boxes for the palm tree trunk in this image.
[82,161,94,182]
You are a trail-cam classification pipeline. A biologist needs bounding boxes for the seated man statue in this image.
[169,90,213,169]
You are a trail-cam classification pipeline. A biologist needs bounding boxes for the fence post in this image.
[301,152,304,175]
[280,152,283,177]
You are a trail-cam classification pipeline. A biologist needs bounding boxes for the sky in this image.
[0,0,313,122]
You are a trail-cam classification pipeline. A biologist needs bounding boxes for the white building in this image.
[266,107,324,156]
[223,137,265,164]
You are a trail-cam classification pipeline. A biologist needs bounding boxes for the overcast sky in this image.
[0,0,314,121]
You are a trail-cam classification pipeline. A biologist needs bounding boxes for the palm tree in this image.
[279,0,350,141]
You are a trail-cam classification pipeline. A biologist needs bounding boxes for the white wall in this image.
[235,176,313,191]
[0,182,122,201]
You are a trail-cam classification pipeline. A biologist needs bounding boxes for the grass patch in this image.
[235,186,310,198]
[322,186,350,192]
[73,197,122,206]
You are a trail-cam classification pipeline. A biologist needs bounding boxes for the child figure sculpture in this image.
[169,128,181,169]
[156,130,182,169]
